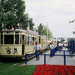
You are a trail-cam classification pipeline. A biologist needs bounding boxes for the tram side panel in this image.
[0,45,22,58]
[40,37,47,50]
[25,45,34,54]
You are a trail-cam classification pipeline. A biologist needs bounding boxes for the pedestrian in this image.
[58,42,62,52]
[50,42,54,57]
[33,42,41,60]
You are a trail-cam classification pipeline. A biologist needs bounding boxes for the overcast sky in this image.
[24,0,75,38]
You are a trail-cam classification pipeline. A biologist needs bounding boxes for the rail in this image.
[25,50,75,65]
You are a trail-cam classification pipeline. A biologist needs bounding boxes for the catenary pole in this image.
[47,22,48,48]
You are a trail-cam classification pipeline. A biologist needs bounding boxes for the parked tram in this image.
[0,24,47,59]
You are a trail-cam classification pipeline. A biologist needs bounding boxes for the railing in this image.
[25,50,75,65]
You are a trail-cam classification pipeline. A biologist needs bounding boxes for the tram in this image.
[0,24,47,59]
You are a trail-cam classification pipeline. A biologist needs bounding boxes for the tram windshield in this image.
[15,35,19,44]
[4,35,14,44]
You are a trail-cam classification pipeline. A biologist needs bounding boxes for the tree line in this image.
[0,0,53,39]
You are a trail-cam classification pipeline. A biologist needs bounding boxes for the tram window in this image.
[27,36,29,45]
[35,38,36,42]
[30,37,32,45]
[1,35,3,44]
[15,35,19,44]
[39,37,41,44]
[30,37,32,41]
[4,35,14,44]
[32,37,34,41]
[32,37,34,45]
[22,35,24,44]
[20,35,22,44]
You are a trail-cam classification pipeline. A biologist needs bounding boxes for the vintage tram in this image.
[0,24,47,59]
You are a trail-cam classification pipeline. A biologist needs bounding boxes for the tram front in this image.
[0,24,25,59]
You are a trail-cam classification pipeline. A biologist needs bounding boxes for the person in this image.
[33,42,41,60]
[58,42,62,52]
[50,42,54,57]
[30,42,32,45]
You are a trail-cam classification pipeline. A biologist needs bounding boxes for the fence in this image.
[25,50,75,65]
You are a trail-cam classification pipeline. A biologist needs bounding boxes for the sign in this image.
[13,47,18,54]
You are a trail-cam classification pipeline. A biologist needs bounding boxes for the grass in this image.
[0,49,50,75]
[0,63,15,71]
[0,58,25,71]
[0,64,37,75]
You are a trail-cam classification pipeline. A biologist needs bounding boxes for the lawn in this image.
[0,63,16,71]
[0,64,37,75]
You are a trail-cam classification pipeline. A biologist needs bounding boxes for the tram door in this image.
[22,35,25,55]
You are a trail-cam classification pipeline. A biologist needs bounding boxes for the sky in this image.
[24,0,75,38]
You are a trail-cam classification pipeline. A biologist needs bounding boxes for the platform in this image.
[24,48,75,66]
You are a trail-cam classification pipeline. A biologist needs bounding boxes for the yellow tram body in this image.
[0,26,47,59]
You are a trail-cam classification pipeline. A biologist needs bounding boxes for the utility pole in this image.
[47,22,48,48]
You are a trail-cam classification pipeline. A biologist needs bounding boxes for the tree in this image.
[0,0,35,30]
[61,38,65,43]
[36,23,53,39]
[37,23,44,35]
[43,25,53,39]
[29,18,34,30]
[69,19,75,23]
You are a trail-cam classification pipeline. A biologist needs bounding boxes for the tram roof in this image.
[1,28,27,32]
[0,28,46,37]
[0,28,39,36]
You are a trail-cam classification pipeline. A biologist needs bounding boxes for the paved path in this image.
[25,47,75,66]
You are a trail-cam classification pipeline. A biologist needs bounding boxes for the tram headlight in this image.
[7,50,11,54]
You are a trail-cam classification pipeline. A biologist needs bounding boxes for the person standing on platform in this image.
[50,42,54,57]
[33,42,41,60]
[58,42,62,52]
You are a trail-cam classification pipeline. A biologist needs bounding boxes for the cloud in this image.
[24,0,75,37]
